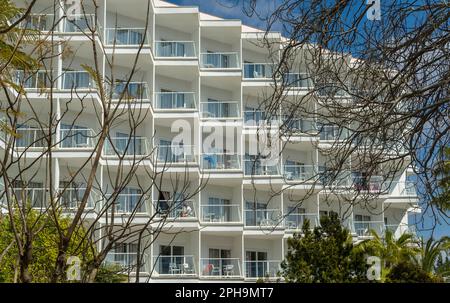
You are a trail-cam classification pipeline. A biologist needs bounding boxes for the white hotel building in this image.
[1,0,419,282]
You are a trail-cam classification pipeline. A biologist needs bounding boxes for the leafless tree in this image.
[239,0,449,235]
[0,0,204,283]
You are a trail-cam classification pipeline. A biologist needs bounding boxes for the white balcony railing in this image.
[103,137,150,157]
[284,73,312,88]
[244,209,281,227]
[318,125,351,141]
[200,52,240,69]
[244,261,281,279]
[152,255,196,276]
[153,199,196,219]
[60,128,96,148]
[62,71,94,90]
[154,41,196,57]
[244,160,280,176]
[63,14,96,33]
[11,188,48,208]
[153,92,196,110]
[200,258,242,278]
[11,187,98,210]
[281,117,318,134]
[354,221,385,237]
[243,63,275,79]
[284,213,320,230]
[15,128,50,148]
[108,193,149,214]
[58,188,98,210]
[105,28,148,45]
[157,145,196,163]
[200,101,240,119]
[353,176,385,193]
[19,14,55,31]
[283,165,317,181]
[388,181,417,196]
[111,82,150,102]
[15,70,53,89]
[200,204,241,223]
[104,252,149,273]
[201,153,241,170]
[243,110,280,127]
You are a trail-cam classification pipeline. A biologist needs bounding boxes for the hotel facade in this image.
[1,0,419,282]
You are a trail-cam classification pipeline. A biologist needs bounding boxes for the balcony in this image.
[281,117,317,134]
[58,188,98,210]
[11,188,48,208]
[388,181,417,196]
[111,82,150,103]
[60,128,96,149]
[243,110,280,126]
[283,165,317,182]
[152,255,197,277]
[108,193,149,214]
[10,187,98,210]
[15,128,50,148]
[105,28,148,46]
[244,209,281,227]
[62,71,94,90]
[319,125,351,141]
[104,252,149,273]
[201,153,241,170]
[283,73,312,88]
[316,82,348,97]
[385,223,417,237]
[284,213,320,230]
[14,70,53,89]
[243,63,274,79]
[19,14,55,31]
[157,145,196,163]
[353,221,385,237]
[154,199,196,219]
[244,160,280,176]
[244,261,281,279]
[200,258,242,278]
[63,14,96,33]
[154,41,196,58]
[200,204,241,223]
[200,52,240,69]
[153,92,196,110]
[200,101,240,119]
[353,176,384,193]
[103,137,150,157]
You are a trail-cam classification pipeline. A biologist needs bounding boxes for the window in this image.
[158,245,185,274]
[285,160,304,180]
[286,206,306,229]
[207,248,232,276]
[245,201,268,226]
[61,123,89,148]
[245,251,268,278]
[206,197,231,222]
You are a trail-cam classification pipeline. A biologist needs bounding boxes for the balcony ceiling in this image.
[156,65,198,81]
[106,0,152,21]
[201,26,241,42]
[156,14,198,35]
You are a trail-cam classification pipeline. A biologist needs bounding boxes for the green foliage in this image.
[0,210,94,282]
[280,213,368,283]
[386,261,436,283]
[413,236,450,278]
[94,264,127,283]
[356,229,420,280]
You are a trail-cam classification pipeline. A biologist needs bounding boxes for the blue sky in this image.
[165,0,449,240]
